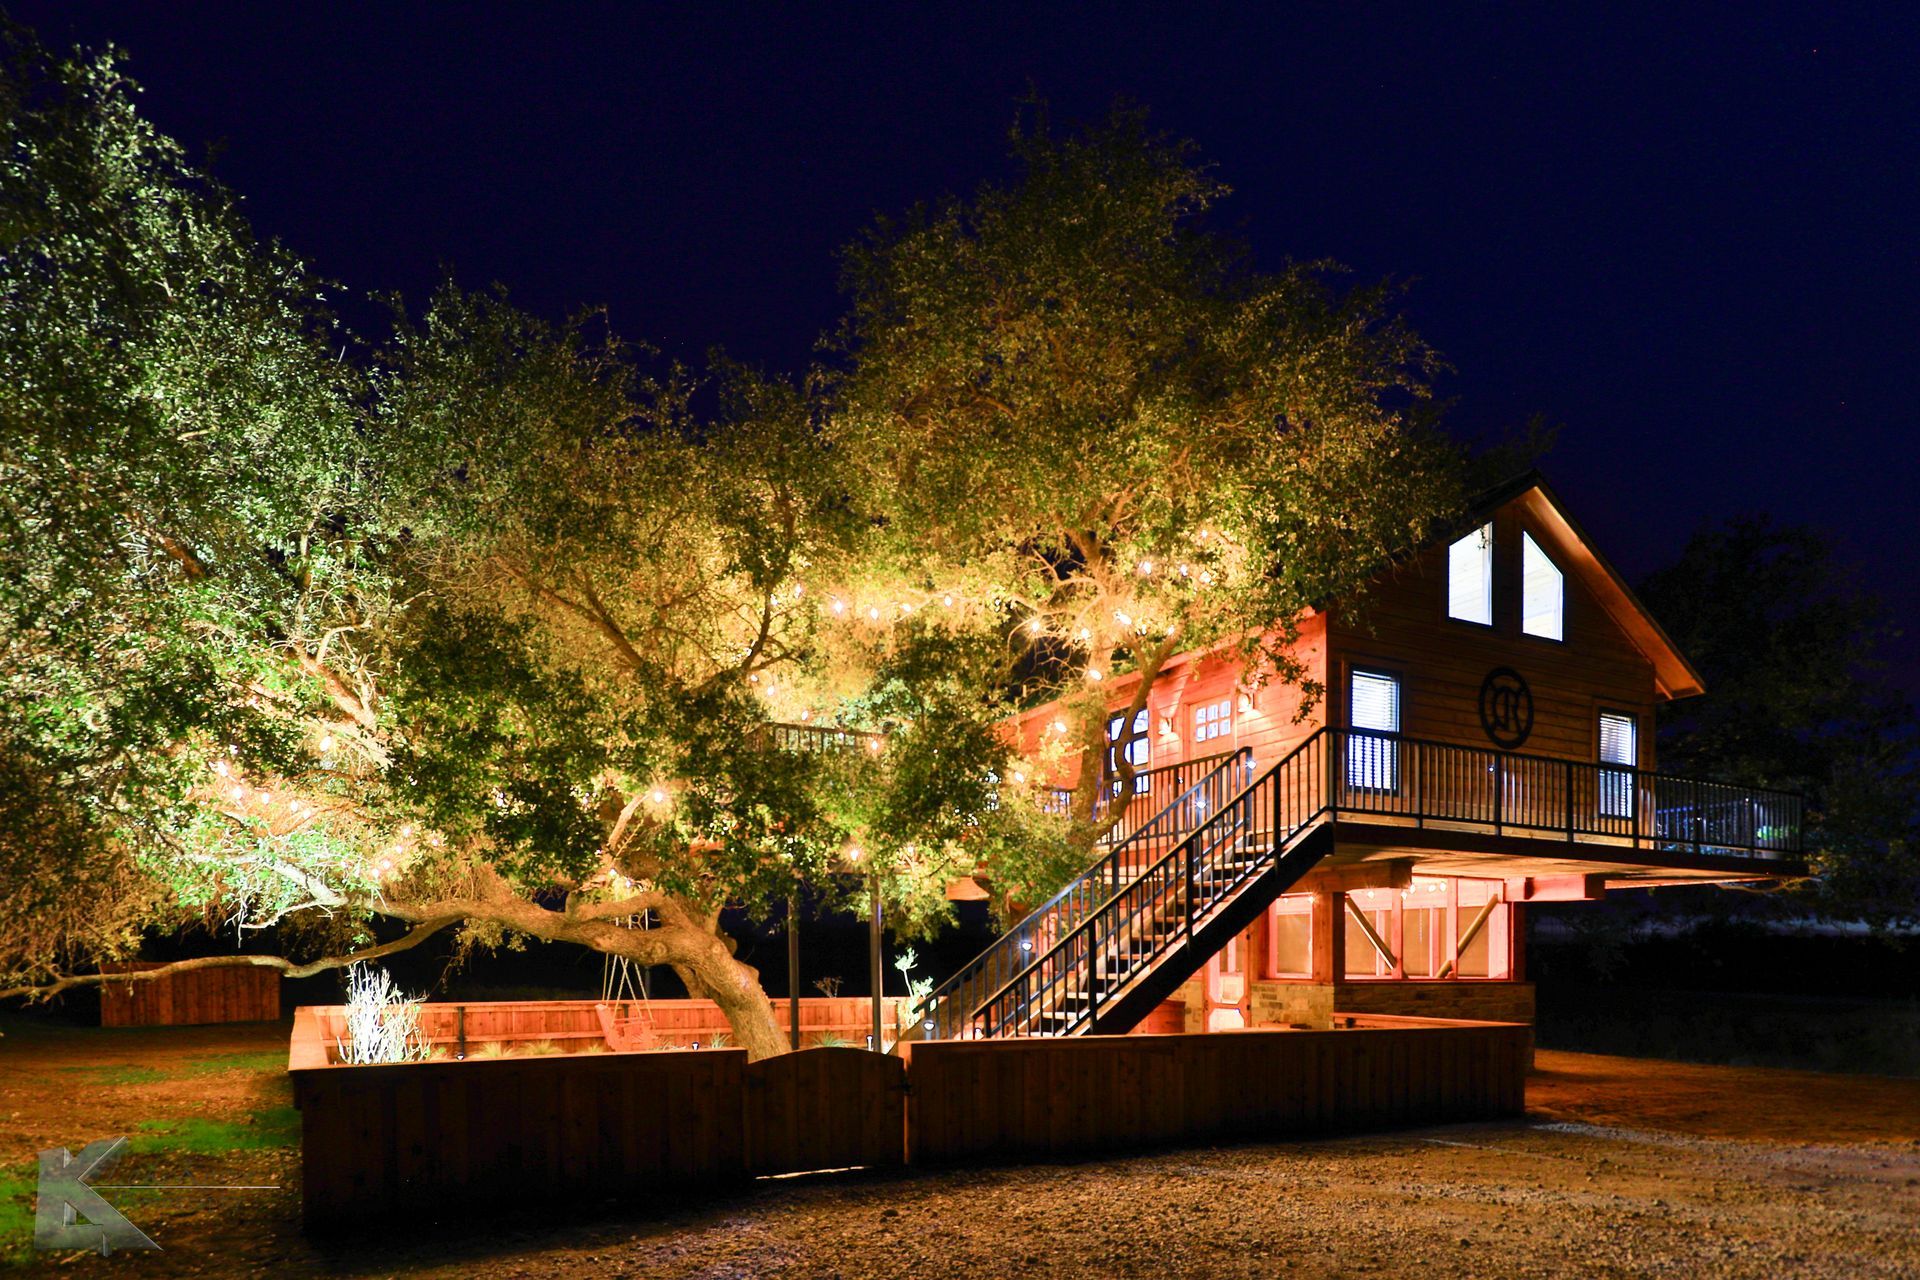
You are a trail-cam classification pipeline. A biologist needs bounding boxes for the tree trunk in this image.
[671,923,790,1060]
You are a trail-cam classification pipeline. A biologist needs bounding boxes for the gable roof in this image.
[1468,470,1705,701]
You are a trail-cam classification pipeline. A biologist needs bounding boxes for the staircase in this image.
[906,747,1255,1042]
[912,731,1340,1042]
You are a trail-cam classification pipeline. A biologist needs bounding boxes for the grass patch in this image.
[179,1050,286,1077]
[129,1105,301,1156]
[0,1165,33,1264]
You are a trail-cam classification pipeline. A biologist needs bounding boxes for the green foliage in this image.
[1640,516,1920,925]
[824,102,1460,891]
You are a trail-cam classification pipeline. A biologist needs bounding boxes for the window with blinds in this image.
[1347,668,1401,791]
[1447,523,1493,625]
[1598,710,1637,820]
[1521,532,1565,640]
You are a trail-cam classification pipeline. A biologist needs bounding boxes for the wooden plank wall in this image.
[99,962,280,1027]
[900,1022,1530,1165]
[745,1047,906,1175]
[1327,505,1656,769]
[293,1047,749,1231]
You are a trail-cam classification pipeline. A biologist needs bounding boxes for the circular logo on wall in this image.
[1478,667,1534,750]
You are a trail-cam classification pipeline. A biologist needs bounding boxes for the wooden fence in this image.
[900,1019,1531,1164]
[290,1008,1528,1231]
[99,961,280,1027]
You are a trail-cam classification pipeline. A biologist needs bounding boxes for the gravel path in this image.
[4,1018,1916,1278]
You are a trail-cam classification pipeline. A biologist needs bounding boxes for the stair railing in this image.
[972,730,1336,1039]
[911,748,1253,1041]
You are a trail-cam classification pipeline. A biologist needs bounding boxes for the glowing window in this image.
[1192,698,1233,744]
[1346,669,1401,791]
[1522,532,1564,640]
[1106,710,1150,794]
[1447,523,1493,625]
[1598,710,1637,820]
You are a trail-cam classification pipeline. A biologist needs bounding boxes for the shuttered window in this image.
[1447,523,1493,625]
[1521,532,1565,640]
[1347,668,1401,791]
[1598,710,1637,820]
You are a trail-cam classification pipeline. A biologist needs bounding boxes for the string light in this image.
[1114,610,1132,626]
[1012,770,1027,783]
[1138,560,1153,575]
[941,594,954,607]
[792,584,805,598]
[211,760,230,777]
[866,605,881,621]
[318,734,334,753]
[1051,719,1069,734]
[1087,667,1104,682]
[1198,570,1214,586]
[1027,618,1045,635]
[831,598,846,615]
[648,788,668,804]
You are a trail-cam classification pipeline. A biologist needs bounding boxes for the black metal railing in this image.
[1041,749,1242,847]
[912,748,1254,1041]
[1329,729,1804,859]
[939,728,1803,1041]
[972,733,1331,1039]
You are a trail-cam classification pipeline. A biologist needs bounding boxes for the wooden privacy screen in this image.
[99,961,280,1027]
[899,1019,1531,1164]
[290,1011,1527,1232]
[293,1041,749,1231]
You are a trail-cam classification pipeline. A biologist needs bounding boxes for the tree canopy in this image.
[828,105,1461,849]
[1,35,1464,1056]
[1639,516,1920,926]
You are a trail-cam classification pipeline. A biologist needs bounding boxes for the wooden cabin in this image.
[919,474,1804,1042]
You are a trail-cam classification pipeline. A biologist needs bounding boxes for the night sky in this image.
[16,3,1920,693]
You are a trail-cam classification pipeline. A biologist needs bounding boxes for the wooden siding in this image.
[1327,504,1657,770]
[99,962,280,1027]
[900,1021,1530,1165]
[1009,491,1674,800]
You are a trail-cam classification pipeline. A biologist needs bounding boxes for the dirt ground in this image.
[3,1016,1917,1278]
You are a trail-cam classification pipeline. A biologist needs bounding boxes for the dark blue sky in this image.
[17,3,1920,692]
